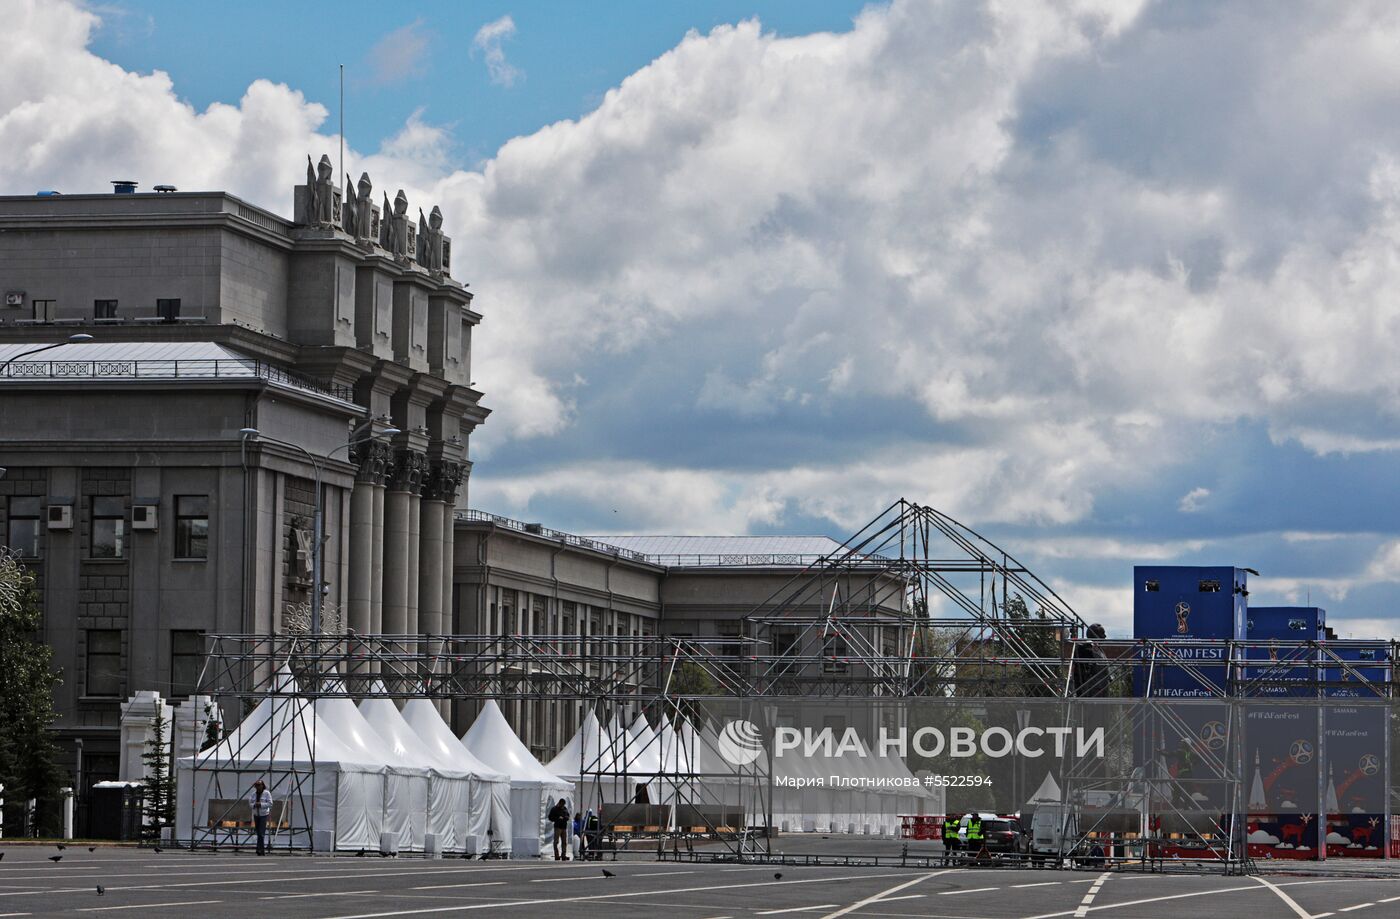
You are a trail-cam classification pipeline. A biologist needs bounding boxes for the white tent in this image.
[316,694,430,851]
[359,695,478,854]
[402,699,513,856]
[176,676,384,852]
[462,701,572,857]
[547,710,625,808]
[617,716,663,802]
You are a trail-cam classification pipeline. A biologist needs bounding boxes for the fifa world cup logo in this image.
[1175,602,1191,635]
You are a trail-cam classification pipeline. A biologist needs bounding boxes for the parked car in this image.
[980,817,1030,855]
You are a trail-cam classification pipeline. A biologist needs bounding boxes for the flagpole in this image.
[339,63,345,194]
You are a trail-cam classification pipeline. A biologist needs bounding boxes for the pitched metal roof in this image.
[0,340,254,364]
[586,535,854,567]
[0,340,357,403]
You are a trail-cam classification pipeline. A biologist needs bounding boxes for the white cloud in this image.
[471,15,521,87]
[4,0,1400,631]
[365,19,431,86]
[1177,487,1211,513]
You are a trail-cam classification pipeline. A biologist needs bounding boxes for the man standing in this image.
[547,798,571,861]
[247,779,273,856]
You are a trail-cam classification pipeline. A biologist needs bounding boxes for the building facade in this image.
[0,166,908,793]
[0,166,484,787]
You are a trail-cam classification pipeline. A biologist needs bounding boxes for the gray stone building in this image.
[0,168,906,793]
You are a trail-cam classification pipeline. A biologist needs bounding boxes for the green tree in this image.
[140,706,175,839]
[0,551,64,836]
[668,661,719,696]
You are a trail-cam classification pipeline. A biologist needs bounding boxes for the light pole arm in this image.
[0,340,76,374]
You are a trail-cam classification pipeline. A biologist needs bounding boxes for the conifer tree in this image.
[0,550,62,836]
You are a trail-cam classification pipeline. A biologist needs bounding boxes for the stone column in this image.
[439,497,456,630]
[348,481,374,633]
[383,448,426,636]
[350,440,391,635]
[406,491,422,636]
[370,482,386,633]
[382,488,411,635]
[417,492,444,638]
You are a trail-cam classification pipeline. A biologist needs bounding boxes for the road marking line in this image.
[817,869,950,919]
[410,882,508,891]
[1339,906,1374,913]
[77,900,223,913]
[1381,896,1400,903]
[260,889,379,899]
[1249,875,1314,919]
[532,869,696,883]
[1022,878,1344,919]
[1073,871,1111,918]
[1014,881,1062,888]
[756,907,838,915]
[320,871,930,919]
[938,887,999,895]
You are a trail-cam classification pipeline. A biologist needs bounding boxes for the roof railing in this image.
[0,356,355,402]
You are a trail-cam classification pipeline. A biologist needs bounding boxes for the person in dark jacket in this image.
[548,798,571,860]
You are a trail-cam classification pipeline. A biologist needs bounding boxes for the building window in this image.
[717,619,743,658]
[823,635,849,673]
[170,630,205,696]
[6,497,41,558]
[1198,579,1221,593]
[86,630,123,697]
[94,299,118,319]
[157,298,181,322]
[32,299,56,321]
[174,495,209,559]
[90,496,126,558]
[773,628,799,657]
[1144,580,1160,592]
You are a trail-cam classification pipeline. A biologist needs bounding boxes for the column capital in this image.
[422,459,466,503]
[351,439,393,485]
[388,447,429,494]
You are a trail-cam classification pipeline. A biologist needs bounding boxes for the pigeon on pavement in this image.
[601,868,615,878]
[96,885,104,896]
[48,855,63,863]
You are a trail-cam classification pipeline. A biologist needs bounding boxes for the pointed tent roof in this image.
[618,715,663,775]
[182,665,369,769]
[359,687,469,777]
[314,677,425,774]
[400,700,509,783]
[1028,771,1062,804]
[546,709,613,779]
[462,700,569,787]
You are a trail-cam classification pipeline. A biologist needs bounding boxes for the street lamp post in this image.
[0,333,95,374]
[240,422,400,635]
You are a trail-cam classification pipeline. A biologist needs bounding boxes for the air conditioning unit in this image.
[4,291,23,307]
[47,505,73,530]
[132,504,158,530]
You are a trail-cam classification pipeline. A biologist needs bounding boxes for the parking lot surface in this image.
[1,845,1399,918]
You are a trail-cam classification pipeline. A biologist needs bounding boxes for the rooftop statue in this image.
[418,205,446,273]
[381,189,412,261]
[344,171,377,243]
[304,154,339,227]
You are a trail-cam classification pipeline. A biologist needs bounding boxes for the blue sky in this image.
[89,1,869,167]
[5,0,1400,637]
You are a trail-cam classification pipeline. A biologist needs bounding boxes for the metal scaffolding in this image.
[185,499,1397,869]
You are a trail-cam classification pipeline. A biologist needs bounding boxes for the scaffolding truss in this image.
[186,499,1397,870]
